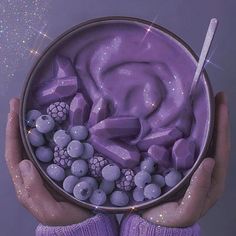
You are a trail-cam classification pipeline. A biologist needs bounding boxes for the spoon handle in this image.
[190,18,218,95]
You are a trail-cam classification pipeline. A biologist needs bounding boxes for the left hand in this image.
[5,98,93,226]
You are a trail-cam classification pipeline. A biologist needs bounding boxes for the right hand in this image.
[141,92,230,227]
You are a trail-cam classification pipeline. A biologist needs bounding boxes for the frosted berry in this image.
[140,157,155,173]
[67,140,84,158]
[47,164,65,182]
[73,181,92,200]
[110,191,129,206]
[102,164,121,182]
[26,109,41,127]
[35,146,53,163]
[53,129,71,148]
[70,125,88,140]
[116,169,135,191]
[134,171,151,188]
[47,101,69,123]
[152,174,165,188]
[79,176,98,191]
[89,189,107,206]
[88,155,109,178]
[99,179,115,195]
[36,115,55,134]
[165,170,182,187]
[71,160,88,177]
[28,128,45,147]
[144,184,161,200]
[81,143,94,160]
[133,187,145,202]
[63,175,79,193]
[53,146,73,168]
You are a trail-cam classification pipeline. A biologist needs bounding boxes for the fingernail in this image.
[9,98,19,113]
[19,160,31,177]
[203,158,215,173]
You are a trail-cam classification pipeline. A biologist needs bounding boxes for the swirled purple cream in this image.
[26,20,210,207]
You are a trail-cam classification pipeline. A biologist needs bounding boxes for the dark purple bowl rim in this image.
[19,16,215,214]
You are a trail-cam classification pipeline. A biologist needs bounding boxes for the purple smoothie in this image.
[25,19,211,208]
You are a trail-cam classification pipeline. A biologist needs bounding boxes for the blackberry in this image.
[116,169,135,191]
[47,102,69,123]
[53,146,73,168]
[88,155,109,178]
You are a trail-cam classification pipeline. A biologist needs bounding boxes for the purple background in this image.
[0,0,235,235]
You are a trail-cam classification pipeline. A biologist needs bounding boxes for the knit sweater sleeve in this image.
[35,214,118,236]
[120,214,200,236]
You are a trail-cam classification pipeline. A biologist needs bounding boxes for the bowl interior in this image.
[20,16,214,213]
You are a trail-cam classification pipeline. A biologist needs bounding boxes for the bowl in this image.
[20,16,214,213]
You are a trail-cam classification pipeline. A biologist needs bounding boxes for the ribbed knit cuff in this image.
[120,214,200,236]
[35,213,118,236]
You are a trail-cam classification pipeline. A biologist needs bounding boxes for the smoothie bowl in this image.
[19,17,214,213]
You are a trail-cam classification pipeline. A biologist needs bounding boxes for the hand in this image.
[141,92,230,228]
[5,98,93,226]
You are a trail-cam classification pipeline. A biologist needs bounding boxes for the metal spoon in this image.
[189,18,218,96]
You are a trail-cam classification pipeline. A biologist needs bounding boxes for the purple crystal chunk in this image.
[148,145,171,168]
[36,77,78,105]
[54,55,76,78]
[137,127,183,151]
[172,138,196,170]
[87,97,110,127]
[90,116,140,139]
[89,135,140,168]
[69,93,90,126]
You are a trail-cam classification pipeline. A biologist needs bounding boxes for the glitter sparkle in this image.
[0,0,52,96]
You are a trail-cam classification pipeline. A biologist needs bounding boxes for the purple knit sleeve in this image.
[120,214,201,236]
[35,214,118,236]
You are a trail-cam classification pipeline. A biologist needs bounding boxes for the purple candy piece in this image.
[87,97,110,127]
[54,55,76,78]
[36,77,78,105]
[176,100,193,137]
[148,145,171,168]
[90,116,140,139]
[172,138,196,170]
[137,127,183,151]
[89,135,140,168]
[69,93,90,126]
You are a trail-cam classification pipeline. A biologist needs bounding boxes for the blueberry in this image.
[67,140,84,158]
[26,110,41,127]
[73,181,92,200]
[81,143,94,160]
[99,179,115,195]
[165,170,182,187]
[134,171,151,188]
[36,115,55,134]
[70,126,88,140]
[133,187,145,202]
[28,128,45,147]
[35,146,53,163]
[71,160,88,177]
[79,176,98,191]
[53,130,71,148]
[144,184,161,200]
[110,191,129,207]
[140,157,155,173]
[46,164,65,182]
[89,189,107,206]
[102,164,121,181]
[63,175,79,193]
[152,174,165,188]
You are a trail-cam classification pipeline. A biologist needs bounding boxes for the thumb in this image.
[179,158,215,226]
[19,160,59,224]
